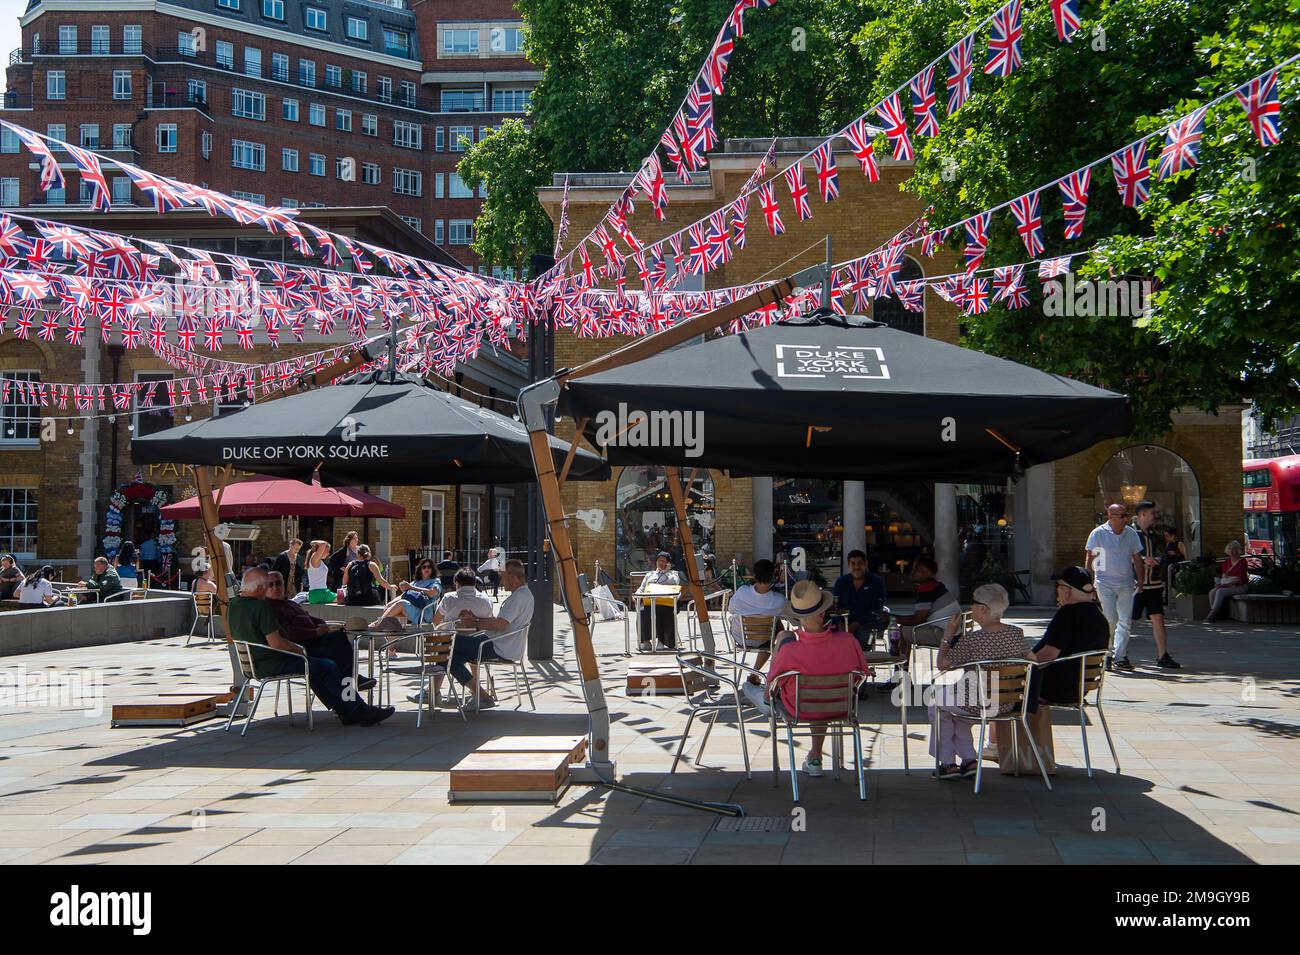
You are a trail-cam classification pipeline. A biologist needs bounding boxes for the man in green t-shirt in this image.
[229,568,393,727]
[78,557,122,602]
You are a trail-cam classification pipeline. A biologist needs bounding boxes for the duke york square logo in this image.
[774,345,891,380]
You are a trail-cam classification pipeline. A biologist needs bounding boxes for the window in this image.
[346,16,367,41]
[335,109,351,132]
[491,26,524,53]
[231,190,265,204]
[47,124,66,143]
[434,127,445,151]
[133,372,174,438]
[382,27,410,56]
[59,25,77,54]
[449,219,473,245]
[79,178,98,205]
[400,81,416,106]
[188,79,207,104]
[308,103,325,126]
[421,490,444,552]
[462,494,481,560]
[393,120,421,150]
[399,215,421,232]
[448,172,473,198]
[262,0,284,20]
[299,59,315,87]
[232,88,266,120]
[46,185,65,205]
[282,97,298,121]
[351,71,367,93]
[46,71,65,100]
[304,7,327,31]
[113,71,133,99]
[449,125,473,152]
[157,124,177,153]
[244,47,262,77]
[281,147,298,171]
[361,113,377,136]
[392,168,422,196]
[441,88,484,112]
[112,124,132,149]
[1,372,41,444]
[111,176,131,205]
[491,88,531,112]
[325,64,342,88]
[217,0,240,9]
[434,173,444,198]
[335,157,352,180]
[280,197,298,208]
[0,489,39,557]
[231,139,265,171]
[0,128,14,153]
[434,219,444,245]
[0,179,18,207]
[377,76,392,103]
[443,28,478,54]
[178,30,196,56]
[361,162,380,185]
[201,130,211,158]
[271,52,289,81]
[91,25,109,54]
[123,25,142,54]
[309,152,325,176]
[216,40,234,69]
[80,124,100,149]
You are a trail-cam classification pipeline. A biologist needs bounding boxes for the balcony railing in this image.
[11,40,154,63]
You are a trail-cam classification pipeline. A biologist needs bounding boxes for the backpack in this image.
[345,560,379,605]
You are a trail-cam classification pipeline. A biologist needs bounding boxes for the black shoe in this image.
[357,676,378,691]
[1112,657,1135,672]
[357,704,395,726]
[1157,653,1182,669]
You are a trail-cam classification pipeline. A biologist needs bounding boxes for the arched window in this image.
[614,466,715,581]
[1096,446,1201,557]
[872,255,925,336]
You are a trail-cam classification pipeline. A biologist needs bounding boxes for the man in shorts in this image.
[1131,500,1181,670]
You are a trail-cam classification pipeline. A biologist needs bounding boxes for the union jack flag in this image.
[704,26,735,94]
[176,322,196,350]
[1010,191,1044,256]
[984,1,1024,77]
[946,36,975,114]
[812,141,839,202]
[964,277,990,314]
[121,164,188,213]
[784,163,813,220]
[963,213,991,273]
[847,258,873,311]
[64,315,86,345]
[669,234,686,273]
[1111,141,1151,207]
[875,93,914,161]
[65,145,112,213]
[1158,106,1207,179]
[731,196,749,250]
[660,127,690,183]
[1038,255,1073,279]
[706,210,732,268]
[38,314,59,342]
[36,221,103,260]
[1,120,64,191]
[7,271,50,302]
[0,215,31,261]
[992,265,1026,304]
[641,154,668,220]
[1050,0,1082,42]
[1235,70,1282,147]
[148,318,167,351]
[878,245,906,298]
[648,249,667,289]
[685,223,710,276]
[235,322,255,349]
[178,183,237,218]
[1058,168,1091,240]
[203,316,224,351]
[911,66,940,137]
[119,317,143,349]
[843,119,881,182]
[897,280,925,313]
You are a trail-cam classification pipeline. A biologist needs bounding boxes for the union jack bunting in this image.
[685,223,710,276]
[897,280,925,313]
[784,164,813,220]
[648,249,667,289]
[964,277,990,314]
[848,258,872,311]
[1234,70,1281,147]
[731,196,749,250]
[65,315,86,345]
[843,118,881,182]
[1,120,64,191]
[1158,106,1207,179]
[910,66,940,137]
[119,317,144,350]
[36,221,103,260]
[946,36,975,114]
[669,234,686,273]
[1111,141,1151,207]
[1049,0,1082,42]
[984,1,1024,77]
[670,114,696,176]
[705,25,736,94]
[64,144,111,213]
[38,314,59,342]
[920,229,944,258]
[121,164,188,214]
[877,245,906,298]
[1058,168,1091,240]
[963,213,991,273]
[812,141,839,202]
[1009,191,1045,256]
[876,93,914,161]
[0,216,30,260]
[992,264,1026,304]
[1038,255,1073,279]
[642,154,669,220]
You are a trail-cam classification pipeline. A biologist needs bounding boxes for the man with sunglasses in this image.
[264,571,377,695]
[1085,503,1144,672]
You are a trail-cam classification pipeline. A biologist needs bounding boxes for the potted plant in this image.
[1172,563,1215,620]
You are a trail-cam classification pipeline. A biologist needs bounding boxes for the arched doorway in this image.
[1096,445,1201,557]
[872,255,925,335]
[615,466,716,581]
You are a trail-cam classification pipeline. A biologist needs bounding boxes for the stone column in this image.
[934,482,959,591]
[842,480,866,572]
[751,476,773,562]
[76,333,101,572]
[1026,464,1056,604]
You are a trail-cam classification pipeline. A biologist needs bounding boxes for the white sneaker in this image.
[801,757,825,778]
[740,681,771,716]
[639,641,651,652]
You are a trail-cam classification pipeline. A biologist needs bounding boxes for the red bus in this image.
[1242,455,1300,558]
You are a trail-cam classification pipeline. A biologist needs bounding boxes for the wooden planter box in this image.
[1172,592,1210,620]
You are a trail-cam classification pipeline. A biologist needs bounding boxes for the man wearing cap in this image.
[1028,567,1111,705]
[636,552,680,651]
[1085,503,1144,672]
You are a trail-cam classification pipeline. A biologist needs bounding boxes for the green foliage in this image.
[1173,562,1216,594]
[457,119,554,275]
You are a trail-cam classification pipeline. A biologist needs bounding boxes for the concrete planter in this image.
[1172,592,1210,621]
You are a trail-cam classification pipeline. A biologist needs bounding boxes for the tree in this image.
[457,119,554,277]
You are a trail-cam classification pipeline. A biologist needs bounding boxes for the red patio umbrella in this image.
[160,475,405,520]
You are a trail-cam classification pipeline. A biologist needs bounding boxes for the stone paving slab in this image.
[0,608,1297,864]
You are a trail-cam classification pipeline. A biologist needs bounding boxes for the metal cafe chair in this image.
[585,588,632,655]
[938,658,1052,794]
[472,625,535,710]
[768,669,870,802]
[378,628,464,727]
[723,611,777,684]
[684,587,730,652]
[1034,650,1120,776]
[186,591,218,646]
[670,652,765,780]
[225,641,314,737]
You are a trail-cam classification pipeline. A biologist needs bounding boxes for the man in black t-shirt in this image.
[1130,500,1181,670]
[1029,566,1110,706]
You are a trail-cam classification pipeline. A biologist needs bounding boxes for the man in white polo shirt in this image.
[1085,503,1144,672]
[449,558,534,709]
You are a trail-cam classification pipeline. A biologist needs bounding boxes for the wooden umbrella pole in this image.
[664,467,714,655]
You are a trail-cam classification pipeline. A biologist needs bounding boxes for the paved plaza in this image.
[0,606,1297,865]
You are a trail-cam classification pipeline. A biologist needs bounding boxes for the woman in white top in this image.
[477,548,503,598]
[18,565,60,607]
[301,540,336,604]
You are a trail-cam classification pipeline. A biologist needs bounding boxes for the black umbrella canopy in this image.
[559,315,1130,482]
[132,372,610,485]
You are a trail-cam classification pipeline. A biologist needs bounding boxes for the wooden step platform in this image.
[159,686,239,704]
[625,655,706,696]
[111,695,219,728]
[449,735,590,804]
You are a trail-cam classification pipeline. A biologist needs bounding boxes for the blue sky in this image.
[0,1,21,67]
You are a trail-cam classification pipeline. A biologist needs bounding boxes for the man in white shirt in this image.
[434,569,493,626]
[727,558,786,675]
[448,559,533,709]
[1084,503,1145,672]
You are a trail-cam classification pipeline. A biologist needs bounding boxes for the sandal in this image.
[959,759,979,778]
[933,763,962,780]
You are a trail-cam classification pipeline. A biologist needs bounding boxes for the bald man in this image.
[228,567,393,727]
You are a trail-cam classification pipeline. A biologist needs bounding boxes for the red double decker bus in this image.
[1243,455,1300,558]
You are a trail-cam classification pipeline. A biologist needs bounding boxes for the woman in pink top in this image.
[1206,540,1249,622]
[762,580,868,778]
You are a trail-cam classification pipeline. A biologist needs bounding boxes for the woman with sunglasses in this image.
[371,558,443,628]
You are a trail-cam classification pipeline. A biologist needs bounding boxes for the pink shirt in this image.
[768,629,869,719]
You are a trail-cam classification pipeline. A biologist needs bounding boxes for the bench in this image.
[1230,594,1300,625]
